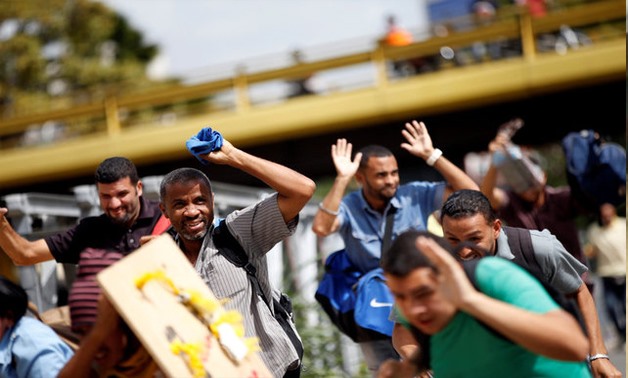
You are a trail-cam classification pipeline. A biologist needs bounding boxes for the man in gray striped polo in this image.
[158,135,316,378]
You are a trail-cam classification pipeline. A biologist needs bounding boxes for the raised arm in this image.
[400,120,478,201]
[311,139,362,236]
[0,208,54,265]
[416,236,589,361]
[201,139,316,223]
[479,134,509,210]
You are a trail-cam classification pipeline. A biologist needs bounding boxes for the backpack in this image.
[502,227,585,331]
[315,208,397,342]
[314,249,396,342]
[211,219,304,366]
[353,268,396,340]
[313,249,361,341]
[561,129,626,212]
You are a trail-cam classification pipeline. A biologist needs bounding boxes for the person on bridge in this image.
[311,120,478,375]
[0,157,169,267]
[383,15,413,47]
[381,15,418,77]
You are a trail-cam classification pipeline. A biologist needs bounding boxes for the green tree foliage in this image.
[0,0,158,113]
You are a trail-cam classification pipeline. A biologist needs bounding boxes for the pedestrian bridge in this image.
[0,0,624,192]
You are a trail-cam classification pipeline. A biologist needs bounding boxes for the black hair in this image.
[381,230,453,277]
[0,276,28,322]
[357,145,394,170]
[440,189,496,224]
[159,167,212,201]
[94,157,139,185]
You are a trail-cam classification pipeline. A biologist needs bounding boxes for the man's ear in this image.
[158,203,168,218]
[355,171,365,186]
[492,218,502,240]
[136,180,143,197]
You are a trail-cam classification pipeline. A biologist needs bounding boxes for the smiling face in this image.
[356,155,400,208]
[386,267,457,335]
[97,177,143,227]
[160,179,213,243]
[441,213,500,261]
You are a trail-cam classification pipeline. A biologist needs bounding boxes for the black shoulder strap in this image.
[503,226,542,279]
[461,259,483,289]
[212,219,269,305]
[212,219,305,363]
[212,220,244,261]
[381,207,396,259]
[502,227,587,333]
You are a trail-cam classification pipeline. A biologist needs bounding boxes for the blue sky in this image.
[99,0,428,80]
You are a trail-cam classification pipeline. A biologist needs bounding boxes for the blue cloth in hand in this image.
[186,127,224,165]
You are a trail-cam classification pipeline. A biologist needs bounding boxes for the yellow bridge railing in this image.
[0,0,624,147]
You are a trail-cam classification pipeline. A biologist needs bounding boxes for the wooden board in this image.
[97,234,271,378]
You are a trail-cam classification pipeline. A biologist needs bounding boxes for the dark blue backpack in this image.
[314,249,362,341]
[314,249,395,342]
[561,129,626,212]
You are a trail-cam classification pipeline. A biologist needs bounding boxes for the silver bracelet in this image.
[318,203,339,216]
[426,148,443,166]
[588,353,610,362]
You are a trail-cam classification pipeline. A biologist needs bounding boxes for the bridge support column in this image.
[519,11,537,61]
[373,42,389,87]
[104,96,121,136]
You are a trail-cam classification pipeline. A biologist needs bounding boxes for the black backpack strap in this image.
[381,206,396,260]
[503,227,587,335]
[503,226,542,279]
[461,259,482,289]
[211,219,304,364]
[212,219,247,266]
[212,219,270,305]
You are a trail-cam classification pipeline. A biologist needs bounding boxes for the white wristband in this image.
[426,148,443,166]
[318,203,339,216]
[588,353,610,362]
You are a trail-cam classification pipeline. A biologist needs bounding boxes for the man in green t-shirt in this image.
[378,230,591,378]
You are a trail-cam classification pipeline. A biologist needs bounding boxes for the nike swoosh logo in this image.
[370,298,393,308]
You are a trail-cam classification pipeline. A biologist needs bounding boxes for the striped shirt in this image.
[195,193,300,377]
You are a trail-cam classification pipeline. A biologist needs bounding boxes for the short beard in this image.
[109,213,132,226]
[180,228,209,241]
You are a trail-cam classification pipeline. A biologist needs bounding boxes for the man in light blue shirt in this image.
[335,180,445,274]
[0,276,73,378]
[312,120,478,375]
